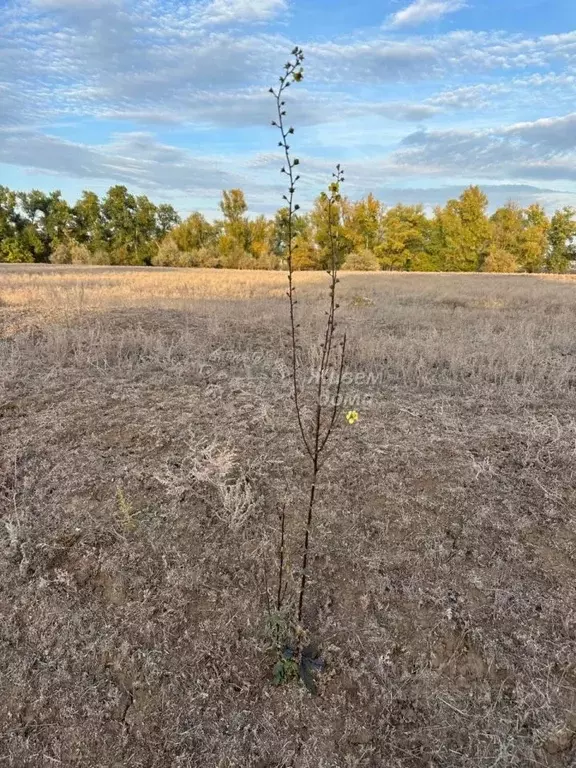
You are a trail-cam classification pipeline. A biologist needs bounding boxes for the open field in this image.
[1,265,576,767]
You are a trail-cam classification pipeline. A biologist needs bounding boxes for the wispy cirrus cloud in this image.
[0,129,239,193]
[387,0,466,28]
[101,88,440,128]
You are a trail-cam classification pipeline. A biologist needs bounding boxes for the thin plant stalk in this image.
[297,172,346,624]
[270,49,312,460]
[276,502,286,612]
[270,48,348,629]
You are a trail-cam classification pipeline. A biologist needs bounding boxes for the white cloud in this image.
[2,0,576,214]
[1,123,574,215]
[307,30,576,85]
[31,0,118,8]
[202,0,288,24]
[247,151,575,212]
[0,129,239,194]
[0,86,27,130]
[373,183,569,211]
[428,73,576,113]
[393,113,576,183]
[30,0,287,24]
[5,3,576,127]
[101,89,440,128]
[388,0,466,28]
[429,83,502,109]
[504,113,576,152]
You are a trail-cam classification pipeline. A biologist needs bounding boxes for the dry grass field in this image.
[1,265,576,767]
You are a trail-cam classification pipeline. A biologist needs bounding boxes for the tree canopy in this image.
[1,183,574,273]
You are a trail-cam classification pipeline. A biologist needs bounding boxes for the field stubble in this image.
[1,265,575,766]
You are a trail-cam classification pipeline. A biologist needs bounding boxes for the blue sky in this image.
[1,0,575,218]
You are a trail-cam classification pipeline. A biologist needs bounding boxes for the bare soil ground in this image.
[1,265,575,767]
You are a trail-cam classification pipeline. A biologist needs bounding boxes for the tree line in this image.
[1,183,575,272]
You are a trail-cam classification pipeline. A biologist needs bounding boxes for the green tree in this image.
[133,195,159,265]
[1,181,574,272]
[220,189,248,223]
[272,207,309,266]
[101,185,136,263]
[156,204,180,239]
[218,189,251,265]
[246,214,276,268]
[490,202,523,267]
[547,207,576,273]
[17,222,45,262]
[19,189,72,261]
[380,204,431,270]
[343,193,384,254]
[309,192,350,269]
[292,229,319,270]
[434,186,490,271]
[0,186,29,262]
[45,191,72,250]
[0,186,19,236]
[171,212,216,253]
[73,191,106,252]
[519,204,549,273]
[428,206,449,271]
[101,186,160,265]
[483,201,526,273]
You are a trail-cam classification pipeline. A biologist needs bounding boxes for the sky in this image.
[1,0,575,218]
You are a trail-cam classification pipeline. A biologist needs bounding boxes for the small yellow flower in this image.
[346,410,359,425]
